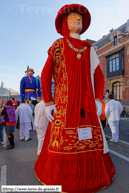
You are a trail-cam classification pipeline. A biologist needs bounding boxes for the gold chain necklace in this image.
[28,75,32,83]
[66,39,87,59]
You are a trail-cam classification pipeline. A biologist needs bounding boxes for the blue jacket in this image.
[20,76,41,101]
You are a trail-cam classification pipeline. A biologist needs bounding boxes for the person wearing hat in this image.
[35,4,115,192]
[20,68,41,106]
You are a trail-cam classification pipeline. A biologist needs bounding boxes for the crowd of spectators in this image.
[0,97,48,155]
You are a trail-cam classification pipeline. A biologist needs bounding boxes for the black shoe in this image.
[6,144,14,150]
[8,135,15,148]
[20,138,24,141]
[25,138,32,142]
[12,135,15,146]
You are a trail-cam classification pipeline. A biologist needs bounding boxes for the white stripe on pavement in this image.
[0,165,7,193]
[105,135,129,146]
[109,149,129,162]
[116,139,129,146]
[120,118,129,121]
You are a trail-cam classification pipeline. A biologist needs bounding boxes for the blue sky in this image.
[0,0,129,93]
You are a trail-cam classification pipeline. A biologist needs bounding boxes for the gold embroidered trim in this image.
[64,125,101,129]
[48,149,104,154]
[95,98,102,103]
[35,173,66,193]
[45,101,54,106]
[66,39,87,52]
[35,173,46,185]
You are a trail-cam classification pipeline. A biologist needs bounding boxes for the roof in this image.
[5,87,19,93]
[86,39,96,45]
[0,87,10,92]
[93,19,129,49]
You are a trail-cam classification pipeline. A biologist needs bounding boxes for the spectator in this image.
[16,100,33,141]
[120,107,127,117]
[17,100,20,107]
[105,89,109,104]
[105,94,123,142]
[36,97,41,103]
[28,99,34,114]
[105,89,109,99]
[34,97,48,155]
[0,99,6,107]
[0,102,4,145]
[28,99,35,130]
[1,100,16,149]
[24,97,29,104]
[11,98,17,110]
[99,96,106,130]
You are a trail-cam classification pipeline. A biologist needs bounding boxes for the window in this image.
[112,81,122,100]
[108,53,119,73]
[113,59,115,71]
[109,60,112,72]
[114,36,118,45]
[106,47,124,78]
[116,58,119,70]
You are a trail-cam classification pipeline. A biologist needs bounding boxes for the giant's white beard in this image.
[70,33,80,39]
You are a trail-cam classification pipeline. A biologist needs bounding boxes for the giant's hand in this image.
[95,100,102,117]
[45,104,56,122]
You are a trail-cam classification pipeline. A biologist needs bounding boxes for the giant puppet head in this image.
[25,68,35,76]
[55,4,91,36]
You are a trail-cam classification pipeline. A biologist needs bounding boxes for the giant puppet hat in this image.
[25,68,35,73]
[55,4,91,35]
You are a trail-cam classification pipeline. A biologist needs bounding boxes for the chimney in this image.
[110,28,114,33]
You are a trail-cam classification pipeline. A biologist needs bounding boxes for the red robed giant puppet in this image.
[35,4,115,193]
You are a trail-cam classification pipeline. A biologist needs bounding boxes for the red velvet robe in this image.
[35,37,115,193]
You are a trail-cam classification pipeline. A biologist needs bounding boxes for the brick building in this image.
[93,19,129,104]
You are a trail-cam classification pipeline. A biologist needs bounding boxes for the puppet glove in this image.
[45,104,56,122]
[95,100,102,117]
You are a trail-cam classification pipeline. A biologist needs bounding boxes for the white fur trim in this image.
[90,46,108,154]
[90,46,100,96]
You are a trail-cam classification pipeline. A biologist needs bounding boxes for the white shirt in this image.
[105,99,123,121]
[34,101,49,129]
[16,103,33,123]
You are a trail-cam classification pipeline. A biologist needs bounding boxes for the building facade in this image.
[93,19,129,103]
[0,87,10,97]
[0,81,20,101]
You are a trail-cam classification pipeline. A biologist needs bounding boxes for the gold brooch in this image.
[77,53,81,59]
